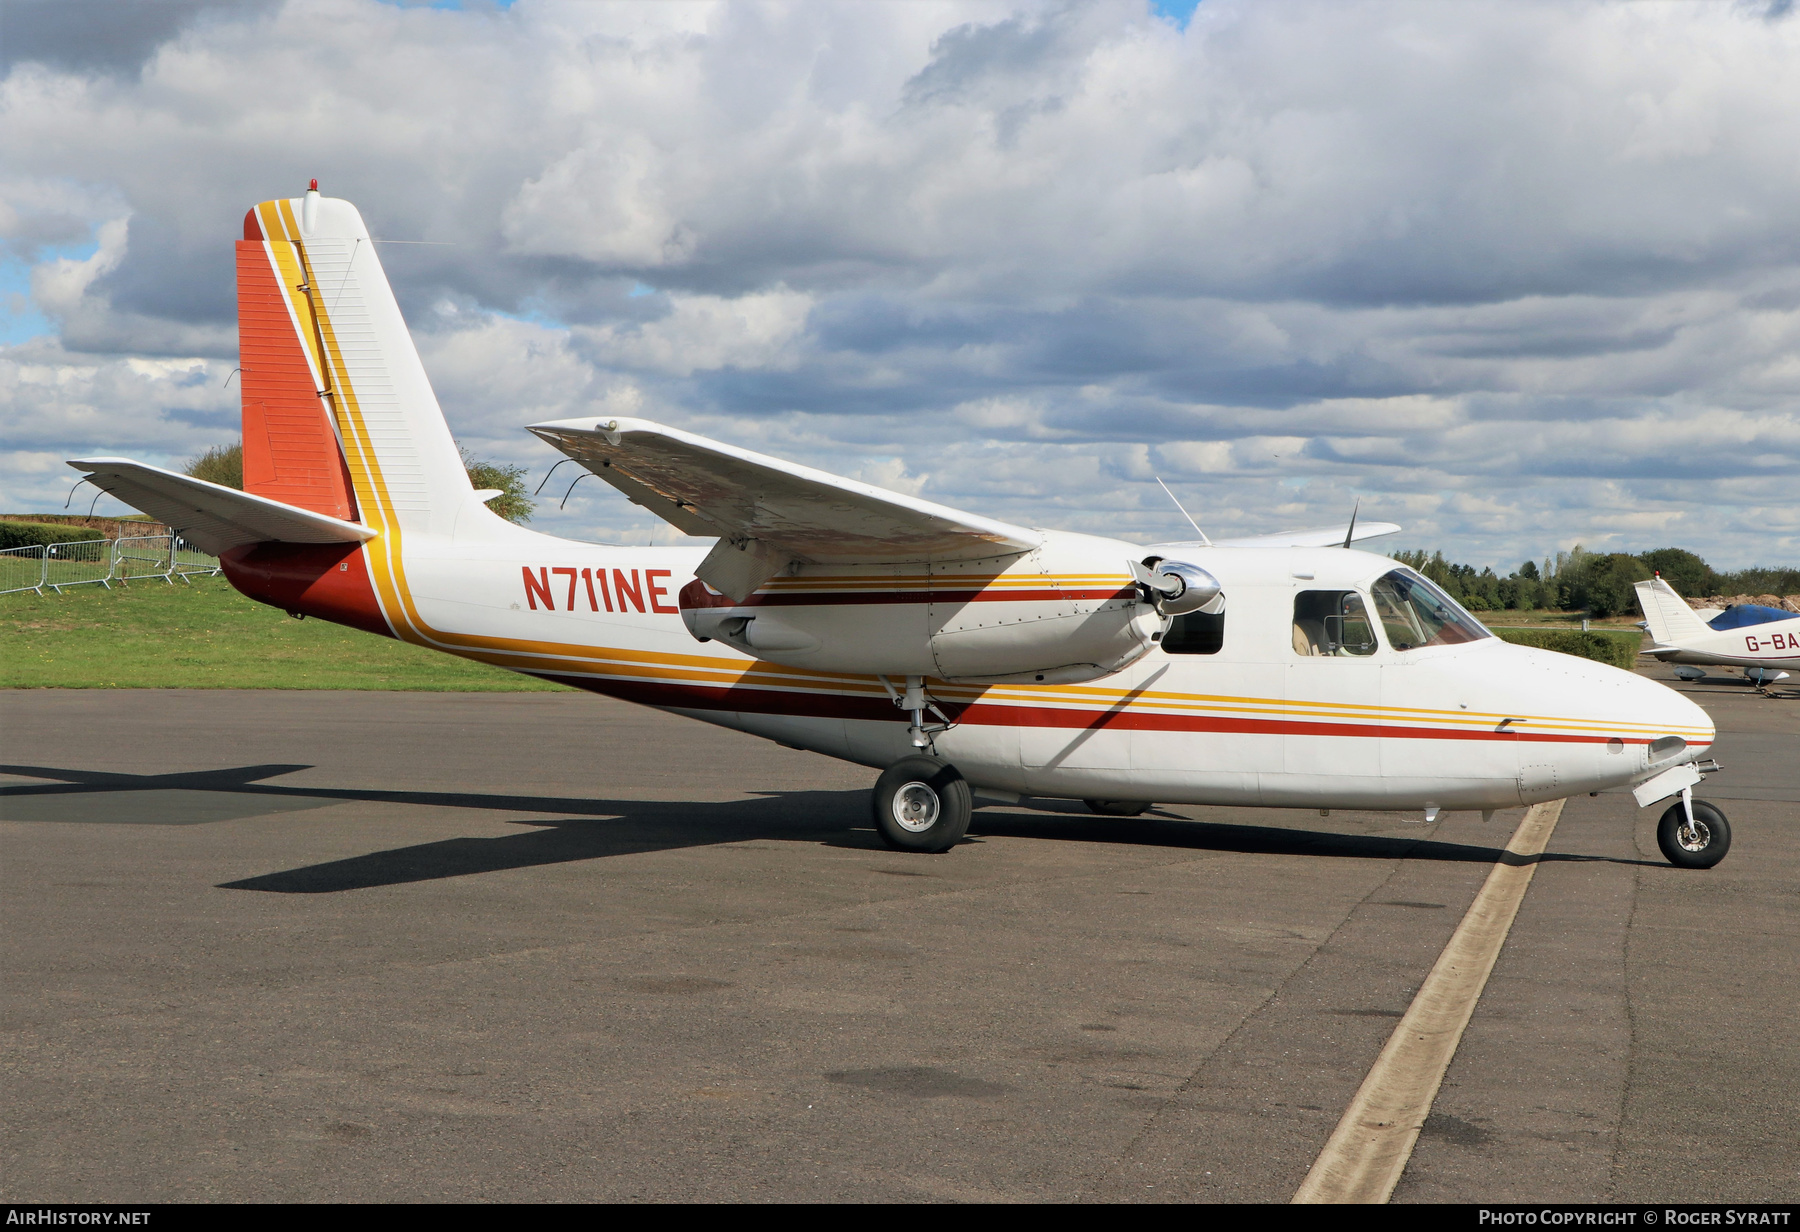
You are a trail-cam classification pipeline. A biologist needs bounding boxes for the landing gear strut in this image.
[872,755,972,853]
[878,675,954,751]
[1656,794,1732,869]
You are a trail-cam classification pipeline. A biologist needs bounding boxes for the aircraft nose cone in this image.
[1600,661,1715,760]
[1516,646,1712,746]
[1494,645,1715,798]
[1644,674,1715,761]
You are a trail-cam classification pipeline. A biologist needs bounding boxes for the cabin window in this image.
[1163,610,1225,655]
[1292,591,1378,657]
[1369,568,1490,651]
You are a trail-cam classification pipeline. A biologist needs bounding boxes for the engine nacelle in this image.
[679,530,1178,685]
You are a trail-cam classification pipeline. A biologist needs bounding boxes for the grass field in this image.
[1479,609,1647,629]
[1,576,566,691]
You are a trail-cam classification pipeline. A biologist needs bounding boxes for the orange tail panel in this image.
[236,212,357,519]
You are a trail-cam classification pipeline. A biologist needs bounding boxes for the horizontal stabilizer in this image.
[528,417,1042,599]
[67,458,378,557]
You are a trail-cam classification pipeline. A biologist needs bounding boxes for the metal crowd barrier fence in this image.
[0,535,222,596]
[112,534,177,582]
[0,544,47,595]
[171,537,221,579]
[44,537,114,591]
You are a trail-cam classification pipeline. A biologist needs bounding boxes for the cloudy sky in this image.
[3,0,1797,568]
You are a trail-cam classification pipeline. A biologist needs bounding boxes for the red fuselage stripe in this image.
[538,673,1699,748]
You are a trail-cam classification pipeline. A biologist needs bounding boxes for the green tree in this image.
[459,446,535,524]
[1713,566,1800,597]
[1470,566,1501,610]
[1566,552,1652,618]
[1392,549,1464,599]
[185,441,243,489]
[1637,548,1717,597]
[1551,546,1591,609]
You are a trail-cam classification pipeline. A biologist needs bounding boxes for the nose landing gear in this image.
[1656,797,1732,868]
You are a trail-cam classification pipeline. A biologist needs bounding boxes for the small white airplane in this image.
[69,187,1731,868]
[1636,575,1799,690]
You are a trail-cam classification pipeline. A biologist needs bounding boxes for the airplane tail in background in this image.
[238,185,472,539]
[1634,576,1712,645]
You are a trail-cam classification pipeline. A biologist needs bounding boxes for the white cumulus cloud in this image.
[1,0,1796,565]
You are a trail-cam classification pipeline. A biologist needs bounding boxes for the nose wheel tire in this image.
[1084,799,1151,817]
[872,756,973,853]
[1656,799,1731,869]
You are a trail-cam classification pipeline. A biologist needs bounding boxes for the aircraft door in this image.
[1124,585,1281,804]
[1374,575,1521,795]
[1283,589,1383,784]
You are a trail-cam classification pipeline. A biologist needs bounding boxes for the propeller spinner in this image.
[1134,558,1223,616]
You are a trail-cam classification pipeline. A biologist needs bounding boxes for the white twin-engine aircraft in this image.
[71,188,1732,868]
[1635,575,1799,690]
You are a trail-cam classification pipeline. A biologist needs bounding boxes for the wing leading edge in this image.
[1163,521,1403,549]
[528,417,1042,600]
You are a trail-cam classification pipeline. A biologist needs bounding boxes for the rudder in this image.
[237,218,358,518]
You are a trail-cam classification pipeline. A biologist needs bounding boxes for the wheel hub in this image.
[1677,820,1711,852]
[892,781,940,833]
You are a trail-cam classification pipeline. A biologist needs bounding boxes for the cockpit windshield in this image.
[1369,569,1490,651]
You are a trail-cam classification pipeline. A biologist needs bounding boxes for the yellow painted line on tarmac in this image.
[1291,797,1567,1205]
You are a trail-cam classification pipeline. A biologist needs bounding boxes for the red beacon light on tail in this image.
[308,178,319,192]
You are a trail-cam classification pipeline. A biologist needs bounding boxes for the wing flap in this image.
[68,457,378,557]
[529,417,1042,599]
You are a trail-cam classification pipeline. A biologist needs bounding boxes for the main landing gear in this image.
[872,755,973,853]
[1656,797,1732,869]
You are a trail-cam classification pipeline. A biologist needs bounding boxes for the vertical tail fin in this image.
[238,186,470,538]
[1634,576,1712,644]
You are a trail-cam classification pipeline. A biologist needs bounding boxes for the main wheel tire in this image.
[1084,799,1151,817]
[1656,799,1731,869]
[872,756,973,853]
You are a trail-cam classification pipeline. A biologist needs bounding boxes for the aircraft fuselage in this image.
[222,528,1715,815]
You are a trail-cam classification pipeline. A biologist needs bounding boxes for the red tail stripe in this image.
[235,241,357,519]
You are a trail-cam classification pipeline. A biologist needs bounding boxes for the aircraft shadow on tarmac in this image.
[0,761,1659,894]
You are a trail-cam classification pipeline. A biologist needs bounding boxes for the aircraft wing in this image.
[528,417,1042,599]
[66,458,378,557]
[1163,522,1403,549]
